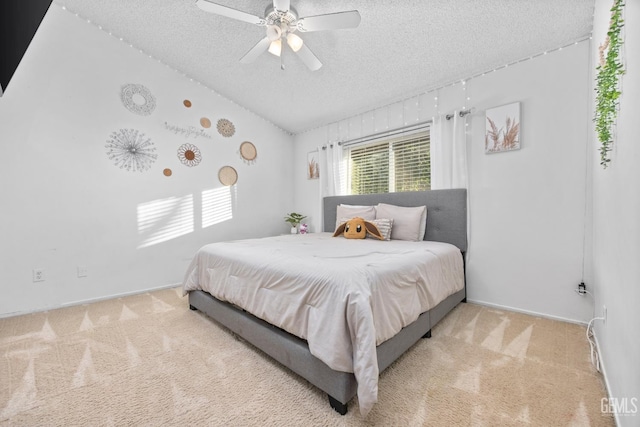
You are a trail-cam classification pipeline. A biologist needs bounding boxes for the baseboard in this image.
[0,283,182,319]
[467,298,588,326]
[592,329,619,426]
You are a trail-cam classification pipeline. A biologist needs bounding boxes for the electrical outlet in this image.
[603,305,607,323]
[32,269,45,282]
[77,266,88,278]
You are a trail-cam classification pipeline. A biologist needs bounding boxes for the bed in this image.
[183,189,467,415]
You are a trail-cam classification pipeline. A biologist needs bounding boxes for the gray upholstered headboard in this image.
[323,189,467,252]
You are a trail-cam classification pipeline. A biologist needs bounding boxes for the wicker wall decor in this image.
[177,143,202,167]
[218,166,238,186]
[217,119,235,137]
[121,84,156,116]
[200,117,211,128]
[239,141,257,164]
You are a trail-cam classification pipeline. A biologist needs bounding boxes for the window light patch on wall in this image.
[137,195,194,248]
[202,187,234,229]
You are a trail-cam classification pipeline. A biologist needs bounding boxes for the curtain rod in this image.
[446,108,473,120]
[322,108,473,149]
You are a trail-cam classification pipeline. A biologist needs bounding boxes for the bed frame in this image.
[188,189,467,415]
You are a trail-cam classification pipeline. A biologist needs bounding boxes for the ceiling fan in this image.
[195,0,361,71]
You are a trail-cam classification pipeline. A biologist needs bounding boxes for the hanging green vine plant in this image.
[594,0,625,168]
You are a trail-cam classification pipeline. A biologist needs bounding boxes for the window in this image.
[347,129,430,195]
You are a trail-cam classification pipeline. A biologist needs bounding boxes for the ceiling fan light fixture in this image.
[286,33,304,52]
[266,24,282,41]
[197,1,361,71]
[268,39,282,56]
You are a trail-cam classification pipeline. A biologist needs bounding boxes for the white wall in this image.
[592,1,640,424]
[0,5,294,317]
[294,41,593,323]
[465,43,592,323]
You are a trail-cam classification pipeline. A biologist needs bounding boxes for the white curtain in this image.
[431,111,471,260]
[430,111,468,189]
[317,143,345,231]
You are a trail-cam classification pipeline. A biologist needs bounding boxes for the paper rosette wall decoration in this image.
[121,84,156,116]
[177,143,202,167]
[105,129,157,172]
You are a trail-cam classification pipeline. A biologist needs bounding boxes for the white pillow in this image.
[335,204,376,230]
[338,217,393,240]
[375,203,427,241]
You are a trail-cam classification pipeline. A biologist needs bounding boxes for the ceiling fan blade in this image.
[240,37,271,63]
[295,44,322,71]
[272,0,290,13]
[196,0,265,26]
[297,10,361,32]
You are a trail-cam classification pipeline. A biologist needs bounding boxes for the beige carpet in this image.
[0,287,613,426]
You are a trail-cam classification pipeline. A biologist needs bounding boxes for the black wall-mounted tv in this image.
[0,0,53,96]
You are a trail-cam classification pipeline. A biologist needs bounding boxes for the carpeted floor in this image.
[0,287,614,426]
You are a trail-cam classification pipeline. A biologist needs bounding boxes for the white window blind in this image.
[347,130,430,195]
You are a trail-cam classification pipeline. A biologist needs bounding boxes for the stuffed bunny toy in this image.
[333,217,384,240]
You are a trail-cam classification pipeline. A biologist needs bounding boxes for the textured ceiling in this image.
[54,0,594,134]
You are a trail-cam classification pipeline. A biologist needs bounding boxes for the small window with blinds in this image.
[347,130,430,195]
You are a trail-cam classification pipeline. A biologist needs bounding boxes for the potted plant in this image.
[284,212,307,234]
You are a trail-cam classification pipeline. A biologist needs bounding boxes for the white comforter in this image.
[182,233,464,415]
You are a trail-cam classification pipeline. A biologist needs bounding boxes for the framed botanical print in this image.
[307,151,319,179]
[485,102,521,153]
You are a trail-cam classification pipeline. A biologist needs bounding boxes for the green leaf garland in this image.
[594,0,625,168]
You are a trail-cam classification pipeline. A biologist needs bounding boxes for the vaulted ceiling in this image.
[54,0,595,134]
